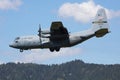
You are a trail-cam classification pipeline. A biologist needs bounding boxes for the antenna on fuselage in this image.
[38,24,42,43]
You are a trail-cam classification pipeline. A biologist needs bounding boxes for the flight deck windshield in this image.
[14,37,20,43]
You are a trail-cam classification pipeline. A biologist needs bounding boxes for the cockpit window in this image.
[14,37,20,43]
[15,41,18,43]
[15,37,20,40]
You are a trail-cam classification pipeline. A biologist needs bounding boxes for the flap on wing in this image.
[50,21,69,41]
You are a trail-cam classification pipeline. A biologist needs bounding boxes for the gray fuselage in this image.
[9,29,95,51]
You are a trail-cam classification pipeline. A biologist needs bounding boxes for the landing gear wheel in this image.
[49,48,54,52]
[20,49,23,52]
[55,48,60,52]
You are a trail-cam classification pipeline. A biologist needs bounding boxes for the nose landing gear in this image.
[20,49,23,52]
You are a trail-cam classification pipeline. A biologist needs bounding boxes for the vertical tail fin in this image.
[91,8,110,37]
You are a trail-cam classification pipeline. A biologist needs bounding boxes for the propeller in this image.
[38,24,41,36]
[38,24,42,43]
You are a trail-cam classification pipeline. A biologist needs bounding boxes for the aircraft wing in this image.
[50,21,69,42]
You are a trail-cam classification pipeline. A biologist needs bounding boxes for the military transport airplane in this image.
[9,8,110,52]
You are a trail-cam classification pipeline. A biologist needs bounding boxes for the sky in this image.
[0,0,120,64]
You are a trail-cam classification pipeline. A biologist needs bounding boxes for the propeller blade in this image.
[38,24,42,43]
[38,24,41,37]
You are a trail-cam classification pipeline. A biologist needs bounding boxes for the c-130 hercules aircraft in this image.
[9,8,110,52]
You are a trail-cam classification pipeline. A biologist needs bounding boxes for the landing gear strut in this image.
[20,49,23,52]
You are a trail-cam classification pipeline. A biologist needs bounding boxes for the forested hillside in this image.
[0,60,120,80]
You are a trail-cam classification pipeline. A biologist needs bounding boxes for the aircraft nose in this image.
[9,43,14,48]
[9,44,13,47]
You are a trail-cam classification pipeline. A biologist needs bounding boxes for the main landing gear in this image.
[49,47,60,52]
